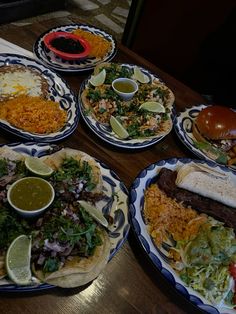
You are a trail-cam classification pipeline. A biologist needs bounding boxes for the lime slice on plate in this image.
[89,69,106,87]
[25,156,53,177]
[78,200,108,227]
[133,66,150,83]
[6,235,32,285]
[110,116,129,139]
[139,101,166,113]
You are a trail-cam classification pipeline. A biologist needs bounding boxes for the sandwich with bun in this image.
[192,105,236,165]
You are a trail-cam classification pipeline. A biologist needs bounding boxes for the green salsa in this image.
[8,177,54,211]
[113,80,136,93]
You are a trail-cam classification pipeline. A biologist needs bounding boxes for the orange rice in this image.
[72,29,112,58]
[144,184,207,245]
[0,95,67,134]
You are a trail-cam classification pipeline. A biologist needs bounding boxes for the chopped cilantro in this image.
[0,159,8,177]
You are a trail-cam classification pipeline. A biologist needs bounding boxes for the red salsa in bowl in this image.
[43,31,90,60]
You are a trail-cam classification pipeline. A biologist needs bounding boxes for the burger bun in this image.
[194,105,236,140]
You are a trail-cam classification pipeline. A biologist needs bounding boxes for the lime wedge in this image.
[6,235,32,285]
[25,156,53,177]
[110,116,129,139]
[78,200,108,227]
[133,66,150,83]
[139,101,166,113]
[89,69,106,87]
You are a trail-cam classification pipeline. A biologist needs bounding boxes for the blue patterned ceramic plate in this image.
[130,157,236,314]
[0,142,129,292]
[174,104,236,170]
[33,23,117,72]
[0,54,79,142]
[79,64,175,149]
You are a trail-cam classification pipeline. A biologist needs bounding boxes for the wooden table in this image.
[0,17,207,314]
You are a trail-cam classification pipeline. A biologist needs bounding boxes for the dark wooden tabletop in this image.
[0,17,207,314]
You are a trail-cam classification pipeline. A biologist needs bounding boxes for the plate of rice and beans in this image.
[34,23,117,72]
[0,54,79,142]
[130,158,236,314]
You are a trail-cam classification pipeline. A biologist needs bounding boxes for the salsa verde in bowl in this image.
[7,177,55,218]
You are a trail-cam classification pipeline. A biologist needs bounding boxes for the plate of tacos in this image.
[79,62,175,149]
[0,143,129,291]
[130,157,236,313]
[0,54,79,142]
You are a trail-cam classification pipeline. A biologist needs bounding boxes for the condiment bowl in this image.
[7,177,55,218]
[112,78,138,101]
[43,31,91,60]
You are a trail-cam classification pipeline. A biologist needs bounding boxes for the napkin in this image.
[0,37,34,58]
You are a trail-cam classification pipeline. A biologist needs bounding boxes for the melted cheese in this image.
[0,69,45,100]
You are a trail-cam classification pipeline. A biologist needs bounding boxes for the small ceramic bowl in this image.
[112,78,138,100]
[7,177,55,218]
[43,31,90,60]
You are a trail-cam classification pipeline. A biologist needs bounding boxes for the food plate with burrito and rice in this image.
[0,142,129,291]
[130,157,236,314]
[33,23,117,72]
[0,53,79,142]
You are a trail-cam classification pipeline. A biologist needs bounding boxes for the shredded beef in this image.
[156,168,236,229]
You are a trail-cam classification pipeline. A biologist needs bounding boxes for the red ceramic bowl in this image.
[43,31,91,60]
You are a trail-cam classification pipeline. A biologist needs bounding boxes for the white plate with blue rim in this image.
[0,53,79,142]
[0,142,130,292]
[174,104,236,170]
[33,23,117,72]
[79,63,175,149]
[129,157,236,314]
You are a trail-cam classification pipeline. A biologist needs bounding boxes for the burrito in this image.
[175,163,236,208]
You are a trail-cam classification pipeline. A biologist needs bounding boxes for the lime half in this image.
[78,200,108,227]
[139,101,166,113]
[89,69,106,87]
[6,235,32,285]
[25,156,53,177]
[110,116,129,139]
[133,66,150,83]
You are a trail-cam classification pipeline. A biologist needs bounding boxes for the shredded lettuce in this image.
[194,141,228,164]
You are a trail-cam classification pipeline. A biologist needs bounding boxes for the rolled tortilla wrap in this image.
[175,164,236,208]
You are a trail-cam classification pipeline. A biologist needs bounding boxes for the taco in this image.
[41,148,103,194]
[32,228,110,288]
[0,147,30,279]
[30,148,110,288]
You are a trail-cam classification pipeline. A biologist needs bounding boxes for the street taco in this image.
[41,148,103,194]
[32,229,110,288]
[0,147,111,288]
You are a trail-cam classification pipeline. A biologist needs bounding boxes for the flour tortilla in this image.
[41,148,103,194]
[0,146,25,161]
[33,229,110,288]
[176,163,236,208]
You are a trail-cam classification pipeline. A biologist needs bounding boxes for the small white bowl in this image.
[7,177,55,218]
[112,78,138,100]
